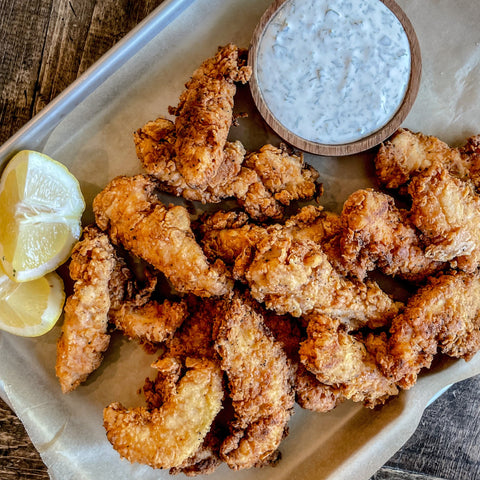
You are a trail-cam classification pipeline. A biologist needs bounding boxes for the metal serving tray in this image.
[1,1,480,479]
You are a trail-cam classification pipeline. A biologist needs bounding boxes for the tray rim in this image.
[0,0,196,166]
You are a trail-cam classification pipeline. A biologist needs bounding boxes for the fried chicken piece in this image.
[201,217,269,279]
[201,205,340,277]
[168,44,251,189]
[109,299,188,349]
[201,207,399,327]
[409,163,480,272]
[169,428,224,476]
[141,354,225,477]
[166,296,224,361]
[56,226,130,393]
[242,144,319,205]
[375,271,480,389]
[214,294,295,470]
[263,310,345,412]
[375,128,480,189]
[134,117,246,203]
[152,297,231,476]
[339,188,443,282]
[135,117,319,220]
[93,174,233,297]
[226,166,285,220]
[299,314,399,407]
[245,230,400,328]
[103,357,224,470]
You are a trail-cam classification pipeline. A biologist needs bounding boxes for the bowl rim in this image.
[248,0,422,156]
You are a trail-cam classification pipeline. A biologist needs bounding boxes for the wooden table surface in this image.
[1,1,480,479]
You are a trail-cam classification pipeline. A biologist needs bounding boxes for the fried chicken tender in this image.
[143,353,225,476]
[245,231,399,327]
[299,314,399,407]
[109,299,188,349]
[339,188,443,282]
[158,297,230,476]
[243,144,319,205]
[375,128,480,189]
[201,207,399,326]
[56,226,129,393]
[263,310,345,412]
[103,357,224,470]
[201,205,340,278]
[142,355,225,477]
[168,44,251,189]
[375,271,480,389]
[166,296,224,361]
[135,117,319,220]
[134,116,246,203]
[93,174,233,297]
[409,163,480,272]
[214,295,295,470]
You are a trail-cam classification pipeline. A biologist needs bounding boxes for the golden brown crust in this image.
[200,206,400,326]
[93,174,233,297]
[299,314,398,407]
[375,128,469,189]
[376,271,480,389]
[243,144,319,205]
[135,117,320,220]
[134,116,247,203]
[263,310,345,412]
[165,296,224,361]
[294,364,345,411]
[245,230,400,327]
[169,44,251,189]
[56,226,123,393]
[214,294,295,470]
[409,163,480,272]
[339,188,443,282]
[109,299,188,347]
[103,357,224,470]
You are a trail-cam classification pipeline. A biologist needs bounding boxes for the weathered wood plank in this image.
[383,375,480,480]
[0,397,49,479]
[372,467,446,480]
[0,0,54,144]
[0,0,164,145]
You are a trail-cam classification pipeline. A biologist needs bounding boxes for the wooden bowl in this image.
[248,0,422,156]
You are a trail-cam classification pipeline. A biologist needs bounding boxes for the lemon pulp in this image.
[0,150,85,282]
[0,266,65,336]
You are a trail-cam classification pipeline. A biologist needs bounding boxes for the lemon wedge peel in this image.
[0,150,85,282]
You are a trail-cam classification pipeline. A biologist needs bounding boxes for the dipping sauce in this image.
[255,0,412,145]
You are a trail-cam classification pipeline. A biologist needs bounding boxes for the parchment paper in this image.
[1,1,480,479]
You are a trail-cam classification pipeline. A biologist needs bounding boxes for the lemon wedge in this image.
[0,264,65,336]
[0,150,85,282]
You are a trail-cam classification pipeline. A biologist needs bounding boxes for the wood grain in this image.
[1,1,480,480]
[0,397,49,479]
[0,0,164,145]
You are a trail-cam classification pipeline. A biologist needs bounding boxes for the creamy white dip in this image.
[255,0,411,145]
